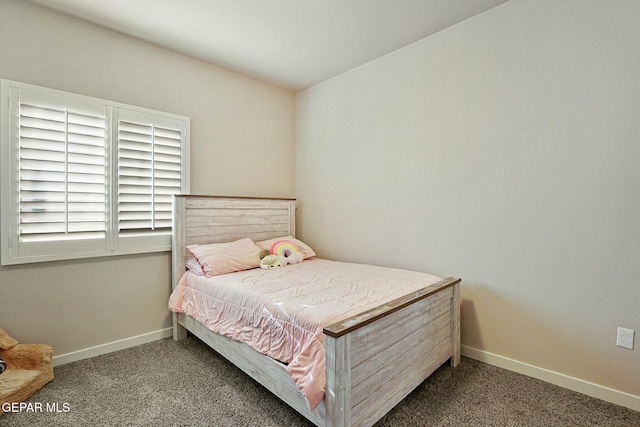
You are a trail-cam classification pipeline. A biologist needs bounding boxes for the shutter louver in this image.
[18,103,107,242]
[117,118,182,236]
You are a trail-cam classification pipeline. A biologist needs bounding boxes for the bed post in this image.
[172,195,188,341]
[288,200,296,237]
[450,281,461,367]
[325,334,351,427]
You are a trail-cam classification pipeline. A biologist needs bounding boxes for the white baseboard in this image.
[461,345,640,413]
[52,328,173,367]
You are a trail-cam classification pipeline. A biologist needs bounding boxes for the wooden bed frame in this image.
[172,195,461,427]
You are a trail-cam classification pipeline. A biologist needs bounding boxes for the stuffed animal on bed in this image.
[259,239,305,269]
[259,249,271,260]
[284,252,303,264]
[260,254,287,269]
[270,240,304,264]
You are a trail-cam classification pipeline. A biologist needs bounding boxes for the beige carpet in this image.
[1,336,639,426]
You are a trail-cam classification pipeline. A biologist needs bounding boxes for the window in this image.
[1,80,190,265]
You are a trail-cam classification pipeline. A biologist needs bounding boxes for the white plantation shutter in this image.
[18,104,107,242]
[1,80,189,265]
[153,126,183,229]
[117,111,183,237]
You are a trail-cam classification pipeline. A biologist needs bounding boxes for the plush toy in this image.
[0,328,54,415]
[258,249,271,260]
[269,240,304,265]
[259,239,305,270]
[285,251,304,264]
[260,254,287,269]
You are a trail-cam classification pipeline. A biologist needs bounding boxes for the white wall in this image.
[296,0,640,406]
[0,0,294,355]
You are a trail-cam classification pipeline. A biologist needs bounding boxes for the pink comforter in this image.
[168,258,441,410]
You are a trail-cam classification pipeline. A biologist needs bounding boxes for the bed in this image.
[170,195,461,427]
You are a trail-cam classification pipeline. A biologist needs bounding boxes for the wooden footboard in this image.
[324,277,460,427]
[174,276,459,427]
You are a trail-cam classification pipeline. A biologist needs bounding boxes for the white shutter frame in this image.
[115,108,188,254]
[1,82,109,264]
[1,80,190,265]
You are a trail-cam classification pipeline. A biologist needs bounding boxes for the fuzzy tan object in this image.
[0,328,54,415]
[0,328,18,350]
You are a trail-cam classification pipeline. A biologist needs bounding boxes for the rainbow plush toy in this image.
[270,240,304,264]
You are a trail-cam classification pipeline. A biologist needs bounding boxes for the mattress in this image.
[168,257,442,410]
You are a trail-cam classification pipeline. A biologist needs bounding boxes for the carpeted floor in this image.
[1,336,639,426]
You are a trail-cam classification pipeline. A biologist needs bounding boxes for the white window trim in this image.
[1,79,190,265]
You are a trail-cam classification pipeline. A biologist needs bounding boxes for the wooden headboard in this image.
[171,195,296,290]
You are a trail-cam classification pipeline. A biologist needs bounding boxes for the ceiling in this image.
[27,0,509,92]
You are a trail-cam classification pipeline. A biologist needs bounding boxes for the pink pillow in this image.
[256,236,316,260]
[187,238,262,277]
[185,257,205,276]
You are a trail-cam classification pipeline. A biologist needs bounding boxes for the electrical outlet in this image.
[616,327,635,350]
